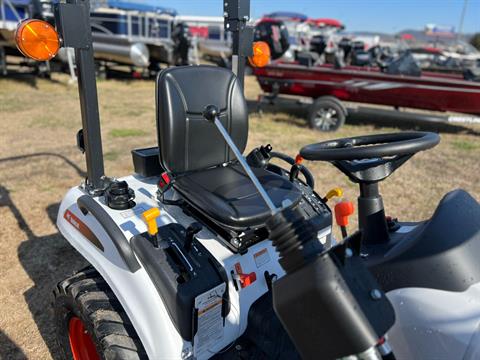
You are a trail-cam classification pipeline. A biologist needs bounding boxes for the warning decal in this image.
[193,283,226,359]
[253,248,271,268]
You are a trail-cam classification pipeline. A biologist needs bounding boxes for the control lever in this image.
[142,208,165,248]
[203,104,278,214]
[334,201,355,239]
[184,222,202,252]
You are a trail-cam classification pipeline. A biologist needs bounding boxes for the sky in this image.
[144,0,480,34]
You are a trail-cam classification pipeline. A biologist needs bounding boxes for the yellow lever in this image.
[142,208,161,236]
[323,187,343,202]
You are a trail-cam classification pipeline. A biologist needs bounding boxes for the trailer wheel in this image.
[308,96,347,132]
[53,267,147,360]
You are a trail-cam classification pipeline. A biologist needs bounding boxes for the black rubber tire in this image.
[308,96,347,132]
[53,267,147,360]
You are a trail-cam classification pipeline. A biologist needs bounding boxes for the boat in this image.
[0,0,52,76]
[0,0,37,50]
[178,15,231,66]
[253,57,480,130]
[87,1,179,68]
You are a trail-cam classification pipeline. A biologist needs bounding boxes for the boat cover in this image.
[385,53,422,77]
[106,1,176,16]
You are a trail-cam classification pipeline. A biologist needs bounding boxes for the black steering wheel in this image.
[300,132,440,183]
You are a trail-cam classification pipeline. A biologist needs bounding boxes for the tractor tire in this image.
[53,267,147,360]
[308,96,347,132]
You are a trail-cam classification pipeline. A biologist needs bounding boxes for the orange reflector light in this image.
[248,41,271,68]
[15,19,60,61]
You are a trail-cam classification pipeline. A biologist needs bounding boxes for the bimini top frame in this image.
[53,0,252,194]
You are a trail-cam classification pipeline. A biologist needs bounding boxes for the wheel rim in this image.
[68,317,100,360]
[313,107,339,131]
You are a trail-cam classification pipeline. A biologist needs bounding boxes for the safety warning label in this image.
[253,248,271,268]
[193,283,226,359]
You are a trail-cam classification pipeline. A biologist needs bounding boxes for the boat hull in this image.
[254,63,480,115]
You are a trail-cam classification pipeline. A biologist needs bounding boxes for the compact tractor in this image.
[13,0,480,359]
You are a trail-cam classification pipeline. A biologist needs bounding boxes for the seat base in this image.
[174,164,303,231]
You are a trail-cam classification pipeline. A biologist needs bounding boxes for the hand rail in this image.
[77,195,141,272]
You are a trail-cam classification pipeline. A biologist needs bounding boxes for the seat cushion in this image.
[174,164,303,229]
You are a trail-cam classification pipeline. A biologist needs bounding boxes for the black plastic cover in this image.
[131,147,162,177]
[243,293,300,359]
[367,189,480,292]
[272,232,395,359]
[385,52,422,77]
[131,223,227,341]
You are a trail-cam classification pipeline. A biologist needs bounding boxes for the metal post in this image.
[57,0,106,193]
[224,0,253,90]
[0,47,6,76]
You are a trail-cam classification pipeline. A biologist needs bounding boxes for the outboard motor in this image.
[172,22,191,66]
[254,19,290,60]
[310,35,327,56]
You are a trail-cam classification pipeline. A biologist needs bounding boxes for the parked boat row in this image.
[1,0,190,76]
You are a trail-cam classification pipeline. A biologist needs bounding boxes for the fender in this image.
[387,283,480,360]
[57,187,188,359]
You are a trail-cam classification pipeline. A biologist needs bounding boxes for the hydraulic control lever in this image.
[184,222,202,252]
[142,208,166,248]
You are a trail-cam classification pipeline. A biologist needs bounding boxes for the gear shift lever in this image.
[203,105,278,214]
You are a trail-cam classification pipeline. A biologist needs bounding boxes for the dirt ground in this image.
[0,72,479,359]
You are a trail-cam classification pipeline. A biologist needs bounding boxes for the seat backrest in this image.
[156,65,248,174]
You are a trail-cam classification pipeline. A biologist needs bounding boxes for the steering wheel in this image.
[300,132,440,183]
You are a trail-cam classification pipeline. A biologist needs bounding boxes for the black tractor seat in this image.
[174,163,302,230]
[156,65,302,231]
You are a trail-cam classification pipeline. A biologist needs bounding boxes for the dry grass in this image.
[0,72,479,359]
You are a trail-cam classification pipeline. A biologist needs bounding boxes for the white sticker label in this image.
[253,248,271,268]
[193,283,226,359]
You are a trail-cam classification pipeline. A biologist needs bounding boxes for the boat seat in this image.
[156,65,302,230]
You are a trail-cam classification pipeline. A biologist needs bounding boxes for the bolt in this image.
[235,344,242,351]
[370,289,382,300]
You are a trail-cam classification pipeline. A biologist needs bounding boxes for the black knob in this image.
[203,104,219,122]
[184,222,203,251]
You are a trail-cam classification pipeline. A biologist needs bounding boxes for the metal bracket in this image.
[54,3,90,49]
[223,0,252,89]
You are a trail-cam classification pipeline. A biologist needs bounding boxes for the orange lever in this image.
[334,201,355,227]
[142,208,161,236]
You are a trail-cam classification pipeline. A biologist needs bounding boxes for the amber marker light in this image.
[248,41,271,68]
[15,19,60,61]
